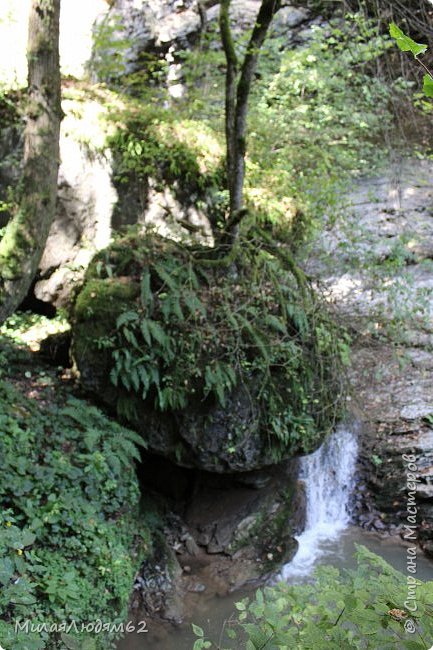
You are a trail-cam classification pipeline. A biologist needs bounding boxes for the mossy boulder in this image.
[72,232,345,473]
[73,277,140,392]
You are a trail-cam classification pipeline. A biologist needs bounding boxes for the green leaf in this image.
[118,436,141,462]
[140,319,152,346]
[130,367,140,392]
[116,310,139,328]
[0,558,14,584]
[389,23,427,58]
[137,366,150,397]
[423,74,433,97]
[21,530,36,547]
[265,314,287,335]
[148,320,168,347]
[184,292,206,318]
[154,263,177,291]
[110,366,119,387]
[140,270,153,310]
[172,297,184,321]
[192,623,204,637]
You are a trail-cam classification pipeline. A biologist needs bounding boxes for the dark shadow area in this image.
[19,279,57,317]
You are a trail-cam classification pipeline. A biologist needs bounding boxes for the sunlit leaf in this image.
[389,23,427,58]
[423,74,433,98]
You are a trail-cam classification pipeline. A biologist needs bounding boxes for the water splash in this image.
[282,427,358,579]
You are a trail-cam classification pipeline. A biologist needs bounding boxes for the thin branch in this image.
[219,0,237,69]
[416,55,433,80]
[197,0,207,45]
[236,0,281,123]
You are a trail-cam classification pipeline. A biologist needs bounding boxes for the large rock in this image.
[35,96,117,306]
[104,0,309,67]
[72,233,341,473]
[72,277,283,473]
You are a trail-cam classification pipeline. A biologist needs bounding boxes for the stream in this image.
[118,427,433,649]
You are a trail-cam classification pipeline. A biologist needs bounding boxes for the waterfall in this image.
[282,427,358,579]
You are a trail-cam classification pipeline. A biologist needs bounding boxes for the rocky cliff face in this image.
[36,96,117,306]
[95,1,309,94]
[305,157,433,554]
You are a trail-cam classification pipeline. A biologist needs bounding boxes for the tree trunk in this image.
[220,0,280,247]
[0,0,61,324]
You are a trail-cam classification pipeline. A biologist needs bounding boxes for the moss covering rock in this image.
[72,231,347,472]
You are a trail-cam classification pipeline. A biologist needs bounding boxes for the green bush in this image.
[247,12,399,235]
[177,12,403,239]
[107,105,224,198]
[193,546,433,649]
[0,364,148,650]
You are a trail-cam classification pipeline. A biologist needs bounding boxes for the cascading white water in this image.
[282,427,358,579]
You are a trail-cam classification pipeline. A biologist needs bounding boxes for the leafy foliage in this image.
[247,13,398,235]
[0,346,149,650]
[107,103,224,202]
[194,545,433,649]
[175,13,399,240]
[389,23,433,99]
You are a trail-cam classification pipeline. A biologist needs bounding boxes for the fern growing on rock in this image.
[72,230,348,472]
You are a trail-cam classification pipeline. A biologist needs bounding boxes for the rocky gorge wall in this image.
[305,157,433,555]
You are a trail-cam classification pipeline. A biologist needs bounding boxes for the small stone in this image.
[188,582,206,593]
[417,484,433,500]
[183,565,191,573]
[185,535,200,556]
[266,553,274,561]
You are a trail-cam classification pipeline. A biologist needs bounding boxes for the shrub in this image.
[193,545,433,649]
[0,351,148,650]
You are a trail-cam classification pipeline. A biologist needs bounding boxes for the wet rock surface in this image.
[304,157,433,553]
[130,457,302,625]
